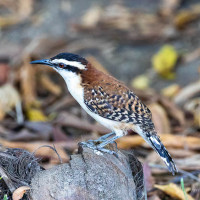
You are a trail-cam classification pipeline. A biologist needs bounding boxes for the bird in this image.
[30,52,177,175]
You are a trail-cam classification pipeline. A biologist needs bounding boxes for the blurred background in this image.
[0,0,200,199]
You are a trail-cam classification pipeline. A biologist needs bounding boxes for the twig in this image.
[0,166,16,193]
[172,170,200,184]
[33,144,63,164]
[15,101,24,124]
[150,164,200,182]
[0,152,17,160]
[46,96,76,114]
[55,111,109,134]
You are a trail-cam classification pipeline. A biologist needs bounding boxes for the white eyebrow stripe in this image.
[51,59,86,70]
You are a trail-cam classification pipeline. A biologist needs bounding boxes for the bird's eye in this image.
[59,63,65,68]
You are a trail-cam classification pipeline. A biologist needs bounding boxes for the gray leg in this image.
[88,132,115,143]
[96,132,115,141]
[95,135,122,157]
[79,133,122,157]
[97,135,121,149]
[96,132,118,151]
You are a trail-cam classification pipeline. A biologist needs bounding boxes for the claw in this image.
[96,147,118,158]
[79,141,118,158]
[80,132,116,147]
[111,141,117,150]
[79,132,120,158]
[86,139,97,144]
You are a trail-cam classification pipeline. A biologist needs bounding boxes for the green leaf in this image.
[181,178,188,200]
[3,194,8,200]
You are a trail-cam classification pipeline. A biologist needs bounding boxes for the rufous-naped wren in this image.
[31,53,177,175]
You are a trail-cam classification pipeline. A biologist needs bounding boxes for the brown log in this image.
[30,146,146,200]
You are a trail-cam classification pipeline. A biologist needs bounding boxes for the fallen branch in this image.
[30,146,146,200]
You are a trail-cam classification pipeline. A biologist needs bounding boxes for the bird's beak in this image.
[30,59,52,66]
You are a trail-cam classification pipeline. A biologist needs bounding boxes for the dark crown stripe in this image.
[50,53,88,65]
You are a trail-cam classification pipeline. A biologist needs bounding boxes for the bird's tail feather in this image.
[147,134,178,175]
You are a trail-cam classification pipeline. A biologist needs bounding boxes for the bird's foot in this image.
[95,146,118,157]
[86,139,117,149]
[79,140,118,157]
[79,141,96,149]
[79,132,121,157]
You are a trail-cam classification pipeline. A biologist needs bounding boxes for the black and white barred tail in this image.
[148,134,178,175]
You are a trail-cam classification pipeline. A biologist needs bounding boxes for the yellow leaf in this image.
[131,74,149,90]
[152,45,178,79]
[155,183,194,200]
[26,108,48,122]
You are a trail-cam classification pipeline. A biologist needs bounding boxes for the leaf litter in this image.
[0,0,200,199]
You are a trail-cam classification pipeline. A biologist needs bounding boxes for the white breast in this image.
[56,69,122,134]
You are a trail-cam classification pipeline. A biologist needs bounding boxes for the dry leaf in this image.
[76,4,177,42]
[155,183,194,200]
[148,103,171,134]
[143,163,155,191]
[81,5,102,28]
[46,96,76,113]
[4,121,52,141]
[167,148,195,158]
[0,61,9,85]
[174,80,200,106]
[117,135,145,149]
[20,57,36,107]
[56,111,109,134]
[161,84,180,99]
[0,0,33,29]
[183,47,200,63]
[18,0,33,19]
[160,0,181,16]
[148,195,161,200]
[12,186,30,200]
[174,11,198,29]
[152,45,178,79]
[174,4,200,29]
[158,134,200,150]
[117,134,200,150]
[184,97,200,128]
[131,74,150,90]
[101,4,132,30]
[0,84,21,120]
[159,95,185,126]
[39,74,62,96]
[0,16,20,28]
[0,138,70,163]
